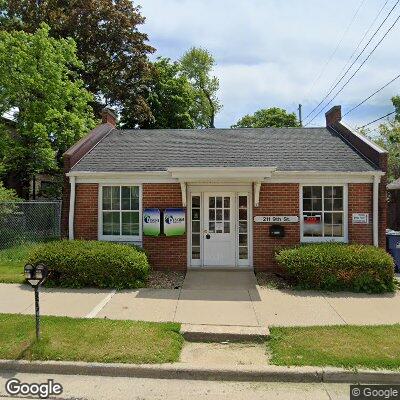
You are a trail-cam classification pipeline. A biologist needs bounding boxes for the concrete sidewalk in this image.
[1,270,400,327]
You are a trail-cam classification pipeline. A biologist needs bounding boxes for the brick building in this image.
[62,106,387,271]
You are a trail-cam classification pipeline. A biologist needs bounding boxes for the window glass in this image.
[191,195,201,260]
[302,186,344,239]
[102,186,140,237]
[238,195,248,260]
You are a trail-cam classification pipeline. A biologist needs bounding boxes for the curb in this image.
[1,360,400,384]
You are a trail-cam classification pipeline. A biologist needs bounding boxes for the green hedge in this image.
[275,243,395,293]
[27,240,150,289]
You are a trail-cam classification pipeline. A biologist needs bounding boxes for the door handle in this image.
[205,234,211,239]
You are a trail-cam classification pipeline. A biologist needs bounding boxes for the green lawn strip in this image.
[0,313,183,364]
[0,244,35,283]
[268,324,400,370]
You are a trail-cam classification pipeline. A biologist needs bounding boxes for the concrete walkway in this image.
[1,270,400,327]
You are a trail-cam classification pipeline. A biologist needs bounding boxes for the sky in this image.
[137,0,399,131]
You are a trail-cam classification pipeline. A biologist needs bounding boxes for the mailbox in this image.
[269,224,285,238]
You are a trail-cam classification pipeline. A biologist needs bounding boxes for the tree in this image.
[368,120,400,182]
[122,58,197,129]
[0,24,96,198]
[232,107,299,128]
[180,47,221,128]
[393,95,400,122]
[0,0,154,122]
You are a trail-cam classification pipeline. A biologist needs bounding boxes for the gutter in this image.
[69,176,76,240]
[373,174,380,247]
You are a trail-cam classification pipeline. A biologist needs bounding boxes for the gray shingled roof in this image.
[71,127,377,172]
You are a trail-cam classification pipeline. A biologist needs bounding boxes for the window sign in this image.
[143,208,161,236]
[164,208,186,236]
[303,214,322,236]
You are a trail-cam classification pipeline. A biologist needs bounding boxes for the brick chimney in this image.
[325,105,341,127]
[101,107,117,127]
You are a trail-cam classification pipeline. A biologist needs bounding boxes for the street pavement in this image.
[0,371,352,400]
[1,270,400,327]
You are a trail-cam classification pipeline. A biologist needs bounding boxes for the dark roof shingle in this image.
[71,127,377,172]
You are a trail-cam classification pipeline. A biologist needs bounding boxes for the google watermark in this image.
[351,385,400,400]
[5,378,63,399]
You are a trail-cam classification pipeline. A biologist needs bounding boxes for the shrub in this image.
[275,243,395,293]
[27,240,150,289]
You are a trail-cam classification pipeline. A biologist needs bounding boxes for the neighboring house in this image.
[387,178,400,230]
[62,106,387,271]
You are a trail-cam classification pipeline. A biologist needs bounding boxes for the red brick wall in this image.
[348,183,373,245]
[74,183,98,240]
[253,183,300,271]
[142,183,187,270]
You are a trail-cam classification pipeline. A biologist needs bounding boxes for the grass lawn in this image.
[0,244,35,283]
[0,313,183,364]
[269,325,400,370]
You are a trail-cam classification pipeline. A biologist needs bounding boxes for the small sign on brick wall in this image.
[254,216,299,223]
[352,213,369,224]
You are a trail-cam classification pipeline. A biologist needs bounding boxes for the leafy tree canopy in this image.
[232,107,299,128]
[180,47,221,128]
[122,57,197,129]
[0,23,95,197]
[0,0,154,122]
[0,181,18,201]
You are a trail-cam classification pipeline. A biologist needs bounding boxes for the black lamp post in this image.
[24,264,49,340]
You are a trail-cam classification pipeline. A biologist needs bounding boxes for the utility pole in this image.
[298,104,302,127]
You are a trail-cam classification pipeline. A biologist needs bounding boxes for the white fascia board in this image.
[339,122,387,154]
[67,171,177,184]
[269,170,384,184]
[167,166,277,181]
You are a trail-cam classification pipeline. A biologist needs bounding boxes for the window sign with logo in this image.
[303,214,322,236]
[164,208,186,236]
[143,208,161,237]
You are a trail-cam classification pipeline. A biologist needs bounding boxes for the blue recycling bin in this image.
[387,231,400,272]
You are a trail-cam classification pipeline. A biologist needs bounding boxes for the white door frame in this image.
[187,184,253,269]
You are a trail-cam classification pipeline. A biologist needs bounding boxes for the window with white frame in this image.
[101,186,140,239]
[301,185,346,241]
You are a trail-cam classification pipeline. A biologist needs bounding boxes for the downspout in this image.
[373,174,380,247]
[68,176,76,240]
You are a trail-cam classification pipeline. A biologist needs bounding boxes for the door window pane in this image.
[224,222,230,233]
[192,234,200,246]
[216,209,222,220]
[209,197,215,208]
[224,197,230,208]
[239,247,248,259]
[192,196,200,208]
[192,220,200,232]
[239,221,247,233]
[209,209,215,220]
[224,209,230,220]
[192,246,200,259]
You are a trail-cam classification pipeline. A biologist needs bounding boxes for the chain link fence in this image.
[0,201,61,249]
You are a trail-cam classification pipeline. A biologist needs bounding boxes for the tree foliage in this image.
[180,47,221,128]
[232,107,299,128]
[122,57,197,129]
[0,24,95,197]
[368,120,400,182]
[0,0,154,121]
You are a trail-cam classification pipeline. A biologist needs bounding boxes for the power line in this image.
[305,11,400,126]
[303,0,400,123]
[343,73,400,117]
[304,0,367,98]
[330,0,390,93]
[359,111,396,128]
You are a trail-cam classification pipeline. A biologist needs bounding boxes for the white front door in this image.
[203,193,236,266]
